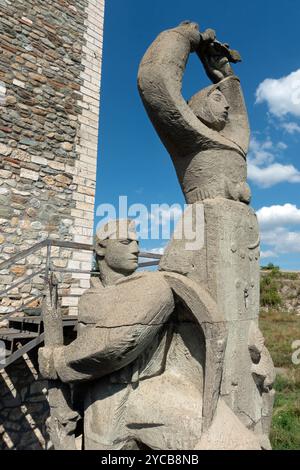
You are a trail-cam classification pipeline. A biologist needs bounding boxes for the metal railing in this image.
[0,239,162,322]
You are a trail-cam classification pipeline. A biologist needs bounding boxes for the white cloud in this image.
[281,122,300,134]
[249,136,274,165]
[277,142,288,150]
[248,162,300,188]
[247,136,300,187]
[256,69,300,117]
[149,246,166,255]
[256,70,300,151]
[261,227,300,254]
[139,245,166,266]
[257,203,300,256]
[257,204,300,229]
[260,250,278,259]
[150,205,182,226]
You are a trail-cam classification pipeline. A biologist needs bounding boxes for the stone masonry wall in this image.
[0,0,105,316]
[0,0,105,450]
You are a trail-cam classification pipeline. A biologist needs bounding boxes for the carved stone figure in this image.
[138,21,276,449]
[138,21,251,205]
[39,219,264,450]
[39,21,276,450]
[39,220,175,449]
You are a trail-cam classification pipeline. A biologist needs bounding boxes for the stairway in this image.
[0,313,78,368]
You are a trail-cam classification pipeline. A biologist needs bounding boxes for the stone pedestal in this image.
[160,199,275,446]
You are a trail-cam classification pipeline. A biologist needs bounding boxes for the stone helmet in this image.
[95,218,137,246]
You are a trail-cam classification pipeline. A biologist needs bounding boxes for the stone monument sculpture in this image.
[138,21,275,449]
[38,21,275,450]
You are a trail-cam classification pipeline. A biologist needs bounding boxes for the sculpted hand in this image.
[197,39,241,84]
[201,28,216,43]
[201,43,234,83]
[38,346,58,380]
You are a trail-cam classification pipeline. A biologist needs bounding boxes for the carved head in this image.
[188,85,230,131]
[95,219,139,276]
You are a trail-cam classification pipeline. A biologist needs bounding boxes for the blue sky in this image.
[95,0,300,269]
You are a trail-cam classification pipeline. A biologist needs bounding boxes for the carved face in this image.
[207,90,230,129]
[188,87,230,131]
[103,238,139,275]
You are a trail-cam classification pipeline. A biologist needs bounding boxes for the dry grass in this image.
[260,308,300,450]
[260,308,300,368]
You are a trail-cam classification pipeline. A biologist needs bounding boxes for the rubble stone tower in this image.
[0,0,105,450]
[0,0,105,314]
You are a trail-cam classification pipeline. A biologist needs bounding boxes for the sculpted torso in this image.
[79,273,206,450]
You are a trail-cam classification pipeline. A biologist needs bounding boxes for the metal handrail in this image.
[0,239,162,271]
[0,240,49,271]
[0,268,45,297]
[139,261,160,268]
[0,238,162,323]
[139,252,162,260]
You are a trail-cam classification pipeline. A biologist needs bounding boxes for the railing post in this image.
[45,240,51,282]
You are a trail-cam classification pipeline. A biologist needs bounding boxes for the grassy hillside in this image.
[259,267,300,450]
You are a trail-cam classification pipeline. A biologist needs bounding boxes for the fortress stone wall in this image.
[0,0,105,449]
[0,0,105,315]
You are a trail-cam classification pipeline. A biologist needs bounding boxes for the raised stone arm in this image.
[138,22,251,205]
[138,22,246,160]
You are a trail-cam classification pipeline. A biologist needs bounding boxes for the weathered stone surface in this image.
[26,207,37,218]
[35,22,276,452]
[38,218,255,450]
[55,174,72,186]
[20,168,39,181]
[28,73,47,83]
[0,0,103,279]
[11,149,30,162]
[10,265,26,276]
[52,259,68,268]
[138,22,274,450]
[0,143,12,156]
[0,170,12,178]
[0,0,103,451]
[61,142,73,151]
[0,188,9,195]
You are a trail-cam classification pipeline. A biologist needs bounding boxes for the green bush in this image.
[260,269,282,307]
[262,263,280,271]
